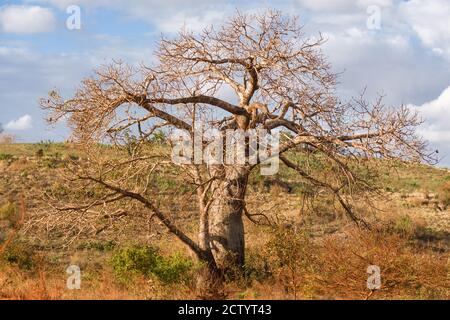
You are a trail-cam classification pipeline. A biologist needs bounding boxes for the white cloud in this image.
[408,86,450,165]
[5,114,33,130]
[155,10,225,33]
[295,0,393,11]
[315,20,449,105]
[399,0,450,60]
[28,0,229,32]
[0,5,56,34]
[410,86,450,144]
[25,0,90,8]
[5,0,450,163]
[0,37,156,141]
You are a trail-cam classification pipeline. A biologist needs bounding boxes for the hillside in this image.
[0,143,449,299]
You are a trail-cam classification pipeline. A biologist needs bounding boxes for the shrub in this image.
[41,156,61,169]
[1,239,35,270]
[393,214,415,237]
[110,245,193,285]
[0,153,14,161]
[314,227,449,299]
[0,202,17,221]
[111,245,158,283]
[151,130,167,144]
[266,228,317,299]
[236,248,271,286]
[78,240,116,252]
[152,253,194,284]
[438,181,450,209]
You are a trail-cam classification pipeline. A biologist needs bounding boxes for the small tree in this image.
[39,10,430,292]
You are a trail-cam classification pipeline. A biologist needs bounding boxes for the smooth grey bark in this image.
[208,165,250,272]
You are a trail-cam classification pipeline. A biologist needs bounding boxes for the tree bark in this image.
[208,165,249,273]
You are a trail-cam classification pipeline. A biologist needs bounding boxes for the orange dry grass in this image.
[0,198,25,256]
[313,227,449,299]
[0,199,59,300]
[0,265,198,300]
[0,266,123,300]
[0,265,58,300]
[230,225,449,300]
[1,199,447,300]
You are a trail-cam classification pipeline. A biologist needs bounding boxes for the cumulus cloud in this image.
[0,37,156,142]
[399,0,450,60]
[320,25,450,105]
[5,114,33,130]
[296,0,393,11]
[0,5,56,34]
[408,86,450,166]
[28,0,232,32]
[410,86,450,144]
[5,0,450,164]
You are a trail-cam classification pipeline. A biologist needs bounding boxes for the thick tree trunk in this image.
[195,263,225,299]
[208,165,249,273]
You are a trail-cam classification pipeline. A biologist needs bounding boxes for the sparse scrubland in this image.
[0,143,448,300]
[1,11,449,301]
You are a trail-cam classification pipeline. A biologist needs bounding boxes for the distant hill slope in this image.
[1,142,450,194]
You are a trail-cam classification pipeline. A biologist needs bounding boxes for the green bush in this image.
[393,215,415,237]
[0,153,13,161]
[151,130,167,144]
[78,240,116,252]
[111,245,158,283]
[152,253,194,284]
[1,239,35,270]
[0,202,17,221]
[111,245,193,285]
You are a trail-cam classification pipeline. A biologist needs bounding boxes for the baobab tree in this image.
[39,10,429,292]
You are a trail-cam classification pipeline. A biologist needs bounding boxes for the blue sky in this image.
[1,0,450,165]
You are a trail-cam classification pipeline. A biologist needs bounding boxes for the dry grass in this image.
[0,144,448,300]
[0,192,447,300]
[0,224,448,300]
[314,227,449,299]
[0,256,198,300]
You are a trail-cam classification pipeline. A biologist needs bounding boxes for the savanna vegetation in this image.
[0,11,448,300]
[0,142,448,299]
